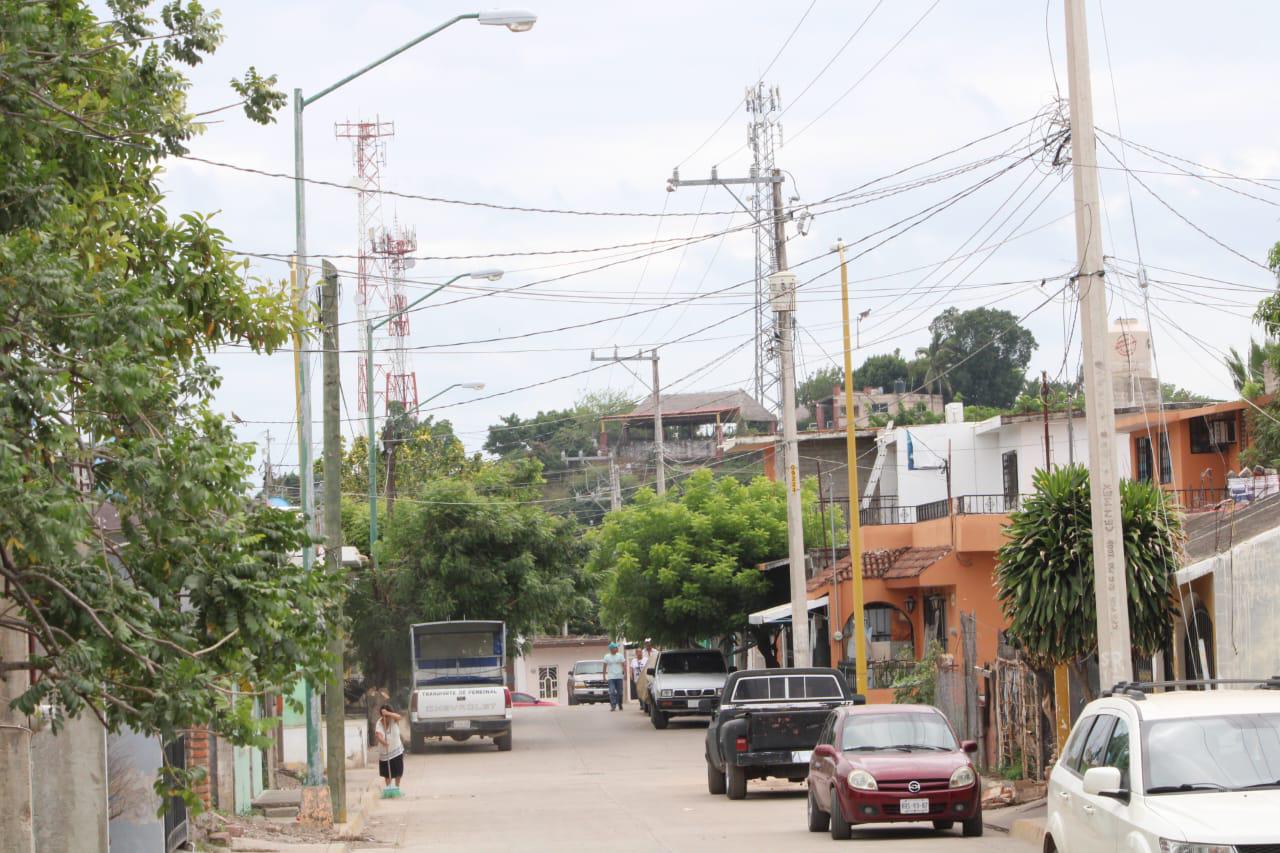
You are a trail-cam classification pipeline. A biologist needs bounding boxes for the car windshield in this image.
[842,712,958,752]
[575,662,604,674]
[658,653,725,674]
[1145,713,1280,793]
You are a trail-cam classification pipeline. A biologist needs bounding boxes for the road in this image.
[357,702,1035,852]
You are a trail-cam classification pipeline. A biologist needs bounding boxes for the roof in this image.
[1093,688,1280,721]
[1115,397,1251,432]
[529,635,611,650]
[808,546,952,592]
[603,389,776,425]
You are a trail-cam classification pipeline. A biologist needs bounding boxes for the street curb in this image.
[333,780,380,840]
[1010,816,1046,847]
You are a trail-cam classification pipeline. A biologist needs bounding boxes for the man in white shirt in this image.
[602,642,626,711]
[374,703,405,791]
[629,646,645,705]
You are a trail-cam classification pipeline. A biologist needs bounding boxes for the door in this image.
[1072,713,1120,853]
[1002,451,1019,502]
[538,665,558,700]
[810,713,839,813]
[1079,716,1135,852]
[1048,713,1096,852]
[923,594,947,653]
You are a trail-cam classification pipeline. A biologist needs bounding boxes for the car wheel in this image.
[807,788,829,833]
[829,789,852,840]
[961,812,983,837]
[494,731,513,752]
[932,820,954,831]
[725,762,747,800]
[650,701,669,730]
[707,758,727,795]
[1043,835,1058,853]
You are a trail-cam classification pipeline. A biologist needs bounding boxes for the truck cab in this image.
[407,620,513,752]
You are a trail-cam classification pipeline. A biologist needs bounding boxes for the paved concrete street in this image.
[357,703,1035,852]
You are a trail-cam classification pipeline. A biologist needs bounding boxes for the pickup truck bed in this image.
[705,667,861,799]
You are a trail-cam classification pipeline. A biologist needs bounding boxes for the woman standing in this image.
[374,703,406,794]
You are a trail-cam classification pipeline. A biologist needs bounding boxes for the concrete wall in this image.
[1178,521,1280,680]
[31,714,108,852]
[107,730,165,853]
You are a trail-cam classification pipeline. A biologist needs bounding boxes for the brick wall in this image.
[185,727,212,810]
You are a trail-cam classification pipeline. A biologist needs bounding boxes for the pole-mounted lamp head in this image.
[477,9,537,32]
[459,382,486,390]
[469,269,504,282]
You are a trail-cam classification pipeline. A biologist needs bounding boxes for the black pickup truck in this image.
[705,667,862,800]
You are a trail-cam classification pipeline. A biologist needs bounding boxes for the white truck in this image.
[407,620,513,752]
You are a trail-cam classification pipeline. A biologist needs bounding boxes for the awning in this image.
[749,595,829,626]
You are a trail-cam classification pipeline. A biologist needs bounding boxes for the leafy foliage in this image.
[0,0,333,805]
[1160,383,1212,405]
[484,389,631,468]
[593,470,838,648]
[923,307,1037,407]
[994,466,1182,684]
[891,642,945,705]
[797,366,845,406]
[345,461,589,691]
[854,351,912,393]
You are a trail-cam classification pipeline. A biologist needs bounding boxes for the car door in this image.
[1072,713,1120,853]
[809,711,839,812]
[1078,713,1138,852]
[1049,713,1096,852]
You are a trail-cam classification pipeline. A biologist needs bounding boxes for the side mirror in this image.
[1082,766,1127,802]
[849,694,867,706]
[961,740,978,755]
[728,666,739,673]
[814,744,836,758]
[646,668,655,676]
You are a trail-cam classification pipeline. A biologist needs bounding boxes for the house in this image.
[599,390,775,465]
[812,383,944,430]
[513,635,612,702]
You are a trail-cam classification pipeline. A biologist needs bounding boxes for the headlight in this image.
[949,765,976,788]
[1158,842,1237,853]
[660,689,673,698]
[846,769,877,791]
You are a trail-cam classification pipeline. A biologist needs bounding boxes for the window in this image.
[1103,718,1130,789]
[841,711,958,752]
[1061,716,1096,774]
[657,652,726,674]
[1190,416,1238,453]
[1002,451,1019,501]
[731,674,844,702]
[1145,713,1280,794]
[1137,433,1173,483]
[817,714,836,746]
[871,402,889,414]
[1077,714,1117,774]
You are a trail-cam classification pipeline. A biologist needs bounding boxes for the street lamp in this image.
[288,11,532,791]
[365,271,503,574]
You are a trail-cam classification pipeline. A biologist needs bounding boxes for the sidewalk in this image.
[211,766,383,853]
[983,797,1046,847]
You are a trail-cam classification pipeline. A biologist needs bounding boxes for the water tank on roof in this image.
[894,379,906,395]
[945,402,964,424]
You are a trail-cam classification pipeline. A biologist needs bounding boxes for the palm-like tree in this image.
[1225,339,1270,393]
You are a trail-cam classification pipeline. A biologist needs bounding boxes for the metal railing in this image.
[840,658,918,691]
[955,494,1024,515]
[916,498,951,522]
[1164,487,1230,513]
[860,504,918,526]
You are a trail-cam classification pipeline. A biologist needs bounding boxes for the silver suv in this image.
[644,649,730,729]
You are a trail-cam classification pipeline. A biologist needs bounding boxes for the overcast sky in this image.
[157,1,1280,473]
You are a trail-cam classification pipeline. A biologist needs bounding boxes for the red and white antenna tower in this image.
[335,118,419,415]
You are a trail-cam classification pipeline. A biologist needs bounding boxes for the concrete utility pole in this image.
[609,452,622,511]
[590,349,665,495]
[1064,0,1133,688]
[320,261,346,822]
[667,165,809,666]
[0,593,35,853]
[1041,371,1052,469]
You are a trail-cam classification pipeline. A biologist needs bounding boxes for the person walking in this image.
[629,646,645,705]
[603,642,626,711]
[374,703,406,796]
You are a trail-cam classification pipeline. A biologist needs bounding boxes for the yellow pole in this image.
[838,241,868,696]
[1054,664,1072,753]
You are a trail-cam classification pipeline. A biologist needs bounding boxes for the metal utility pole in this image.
[1064,0,1133,688]
[668,164,808,665]
[835,240,868,694]
[320,262,346,822]
[746,83,783,413]
[590,349,665,495]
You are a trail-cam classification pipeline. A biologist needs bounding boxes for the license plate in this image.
[791,750,812,763]
[899,798,929,815]
[452,719,471,730]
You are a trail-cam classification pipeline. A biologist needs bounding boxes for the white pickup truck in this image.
[407,620,513,752]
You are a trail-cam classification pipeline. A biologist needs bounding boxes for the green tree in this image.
[994,465,1182,699]
[484,389,631,468]
[797,366,844,407]
[593,469,838,666]
[854,351,912,393]
[346,461,589,691]
[0,0,334,805]
[924,307,1037,407]
[1160,383,1213,404]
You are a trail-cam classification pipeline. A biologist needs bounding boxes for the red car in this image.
[510,691,557,707]
[806,703,982,840]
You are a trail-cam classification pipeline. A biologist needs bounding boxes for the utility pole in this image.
[1064,0,1133,688]
[609,452,622,511]
[836,240,868,694]
[590,349,664,495]
[668,164,809,666]
[320,261,346,822]
[263,430,275,499]
[1041,371,1052,470]
[0,592,34,853]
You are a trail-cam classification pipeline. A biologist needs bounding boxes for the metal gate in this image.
[162,736,188,852]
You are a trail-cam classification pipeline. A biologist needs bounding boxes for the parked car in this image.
[643,648,730,729]
[1044,677,1280,853]
[706,667,861,800]
[807,703,982,840]
[510,692,556,707]
[566,660,608,706]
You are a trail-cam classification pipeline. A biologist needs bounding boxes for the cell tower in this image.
[747,83,784,415]
[335,118,419,415]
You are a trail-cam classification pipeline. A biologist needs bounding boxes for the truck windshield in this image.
[658,653,725,674]
[842,713,957,751]
[575,662,604,674]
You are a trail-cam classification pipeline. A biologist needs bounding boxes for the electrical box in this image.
[768,271,797,313]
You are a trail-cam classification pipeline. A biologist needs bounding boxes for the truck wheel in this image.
[807,788,829,832]
[725,763,747,800]
[495,731,513,751]
[829,789,852,840]
[408,735,424,754]
[649,702,669,730]
[449,733,471,742]
[962,813,983,837]
[567,692,576,706]
[706,758,726,795]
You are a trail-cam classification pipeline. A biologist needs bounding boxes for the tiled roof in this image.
[807,546,952,592]
[616,389,775,424]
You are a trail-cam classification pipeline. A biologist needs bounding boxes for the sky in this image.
[156,0,1280,476]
